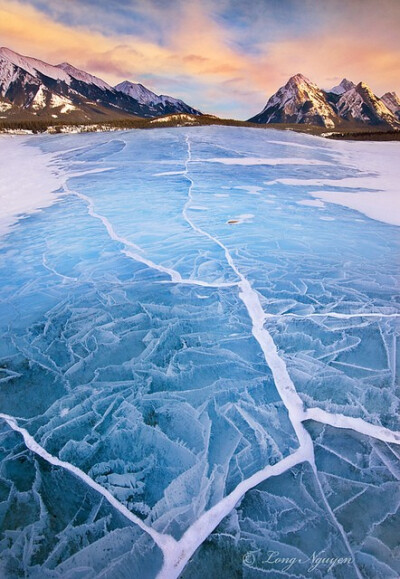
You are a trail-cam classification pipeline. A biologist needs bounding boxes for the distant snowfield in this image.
[272,139,400,226]
[0,136,65,235]
[310,140,400,226]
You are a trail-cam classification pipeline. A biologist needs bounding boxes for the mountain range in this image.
[0,47,200,123]
[0,47,399,131]
[249,74,400,129]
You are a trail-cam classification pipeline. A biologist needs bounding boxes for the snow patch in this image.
[153,170,186,177]
[50,94,75,113]
[0,136,65,235]
[57,62,112,91]
[234,185,263,195]
[31,85,47,109]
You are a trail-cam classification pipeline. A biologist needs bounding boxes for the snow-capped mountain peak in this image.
[115,81,160,105]
[329,78,355,95]
[57,62,113,91]
[335,81,398,126]
[115,80,200,115]
[249,73,400,129]
[381,91,400,119]
[0,47,70,84]
[249,73,338,128]
[286,73,314,88]
[0,46,201,121]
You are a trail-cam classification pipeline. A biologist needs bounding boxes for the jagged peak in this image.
[381,90,398,99]
[289,73,310,81]
[56,62,112,91]
[117,80,148,90]
[286,73,314,86]
[115,80,184,107]
[329,78,355,95]
[355,81,380,98]
[0,46,71,83]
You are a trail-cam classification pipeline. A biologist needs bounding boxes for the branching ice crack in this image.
[64,182,238,290]
[0,412,176,553]
[0,411,312,579]
[163,134,400,578]
[4,137,396,578]
[304,408,400,444]
[158,449,306,578]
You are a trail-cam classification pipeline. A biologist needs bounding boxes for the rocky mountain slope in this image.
[248,74,338,128]
[115,81,199,116]
[0,47,200,122]
[329,78,355,95]
[249,74,399,129]
[381,91,400,120]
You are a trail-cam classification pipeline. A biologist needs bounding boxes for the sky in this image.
[1,0,399,119]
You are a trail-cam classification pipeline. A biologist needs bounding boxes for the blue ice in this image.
[0,126,398,577]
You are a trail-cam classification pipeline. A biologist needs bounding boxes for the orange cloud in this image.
[260,35,400,97]
[0,0,398,119]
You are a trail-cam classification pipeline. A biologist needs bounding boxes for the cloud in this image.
[0,0,399,118]
[183,55,209,64]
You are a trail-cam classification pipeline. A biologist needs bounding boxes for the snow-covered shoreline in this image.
[0,135,65,236]
[310,139,400,226]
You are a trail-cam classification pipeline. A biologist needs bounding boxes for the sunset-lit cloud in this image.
[0,0,399,118]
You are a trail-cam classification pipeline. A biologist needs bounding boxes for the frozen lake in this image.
[0,127,399,578]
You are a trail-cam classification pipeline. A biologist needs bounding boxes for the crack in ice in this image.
[163,133,400,578]
[264,312,400,319]
[304,408,400,444]
[158,449,306,578]
[0,412,176,553]
[64,182,238,290]
[182,135,313,447]
[309,458,364,579]
[3,134,397,578]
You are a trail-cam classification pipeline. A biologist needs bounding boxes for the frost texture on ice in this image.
[0,422,163,578]
[0,181,297,538]
[266,316,399,430]
[0,126,399,577]
[182,423,399,579]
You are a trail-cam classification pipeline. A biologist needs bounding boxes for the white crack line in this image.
[3,135,396,578]
[181,135,313,449]
[303,408,400,444]
[161,133,400,578]
[0,412,176,553]
[264,313,400,319]
[158,449,306,578]
[0,410,310,578]
[64,182,238,290]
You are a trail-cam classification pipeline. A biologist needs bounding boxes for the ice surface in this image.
[265,315,400,430]
[182,423,399,578]
[0,422,163,578]
[0,171,298,539]
[0,126,399,577]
